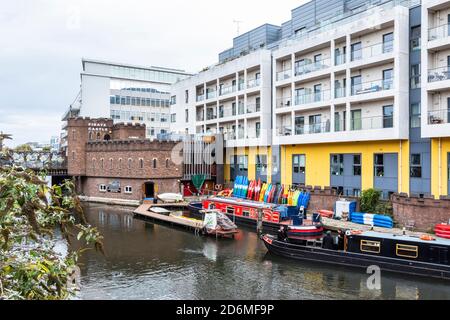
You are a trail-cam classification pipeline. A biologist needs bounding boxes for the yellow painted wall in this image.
[431,137,450,198]
[224,146,272,183]
[280,140,410,194]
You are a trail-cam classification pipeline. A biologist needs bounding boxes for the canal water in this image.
[75,204,450,300]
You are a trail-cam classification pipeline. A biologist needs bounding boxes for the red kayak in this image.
[435,224,450,239]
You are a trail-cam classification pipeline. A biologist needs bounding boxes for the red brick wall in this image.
[392,194,450,232]
[112,123,146,140]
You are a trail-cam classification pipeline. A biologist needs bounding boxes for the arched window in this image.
[72,130,76,140]
[88,132,93,140]
[165,159,169,168]
[72,151,75,160]
[100,158,104,169]
[104,134,111,141]
[97,132,101,140]
[109,158,113,169]
[128,158,132,169]
[118,158,122,169]
[92,158,96,169]
[139,158,144,169]
[152,158,157,169]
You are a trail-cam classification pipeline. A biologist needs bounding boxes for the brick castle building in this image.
[67,117,182,201]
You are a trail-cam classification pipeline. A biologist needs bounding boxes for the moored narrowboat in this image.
[262,229,450,280]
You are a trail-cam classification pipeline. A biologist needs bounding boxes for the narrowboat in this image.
[188,197,301,233]
[262,229,450,280]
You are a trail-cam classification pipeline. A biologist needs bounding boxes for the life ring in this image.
[215,184,223,191]
[420,235,435,241]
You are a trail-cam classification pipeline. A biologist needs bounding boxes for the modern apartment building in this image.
[61,59,192,152]
[168,0,449,200]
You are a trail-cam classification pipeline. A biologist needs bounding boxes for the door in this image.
[383,32,394,53]
[351,109,362,130]
[351,75,362,95]
[295,116,305,135]
[295,88,305,104]
[314,54,322,71]
[309,114,321,133]
[374,153,398,199]
[144,182,155,198]
[295,59,305,75]
[383,105,394,128]
[314,84,322,102]
[351,42,362,61]
[383,69,393,90]
[255,155,268,182]
[292,154,306,185]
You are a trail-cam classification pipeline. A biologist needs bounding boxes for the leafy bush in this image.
[0,166,103,300]
[360,188,382,213]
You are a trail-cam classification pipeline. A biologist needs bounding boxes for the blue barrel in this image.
[292,216,304,226]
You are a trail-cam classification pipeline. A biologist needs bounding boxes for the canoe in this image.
[157,193,183,203]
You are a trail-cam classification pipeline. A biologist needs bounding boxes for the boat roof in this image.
[209,196,278,209]
[361,230,450,246]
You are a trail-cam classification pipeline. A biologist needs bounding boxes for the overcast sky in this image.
[0,0,307,147]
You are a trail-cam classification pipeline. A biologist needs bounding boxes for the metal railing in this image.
[428,66,450,83]
[196,94,205,102]
[206,91,216,100]
[335,53,346,65]
[351,40,393,61]
[276,97,292,109]
[335,87,346,98]
[428,23,450,42]
[276,69,291,81]
[206,112,217,121]
[219,85,236,96]
[428,109,450,125]
[351,78,394,95]
[277,125,292,136]
[219,108,235,118]
[246,103,261,114]
[295,121,331,135]
[294,90,331,105]
[295,58,331,76]
[196,113,204,121]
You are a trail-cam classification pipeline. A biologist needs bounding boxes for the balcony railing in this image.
[428,23,450,42]
[348,115,394,130]
[295,58,331,76]
[246,103,261,114]
[206,112,217,121]
[335,53,346,66]
[334,87,346,98]
[219,85,236,96]
[351,79,394,96]
[238,82,245,91]
[219,108,235,118]
[428,109,450,125]
[196,113,204,121]
[351,40,393,61]
[247,78,261,89]
[224,131,236,140]
[295,121,331,135]
[206,91,216,100]
[238,103,245,115]
[278,125,292,136]
[428,66,450,83]
[277,69,291,81]
[196,94,205,102]
[294,90,331,105]
[276,97,292,109]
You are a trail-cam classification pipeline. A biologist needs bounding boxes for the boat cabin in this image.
[346,231,450,265]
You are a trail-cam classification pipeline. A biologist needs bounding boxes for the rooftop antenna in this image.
[233,19,243,36]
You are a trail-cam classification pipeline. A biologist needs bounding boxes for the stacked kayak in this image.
[350,212,394,229]
[435,224,450,239]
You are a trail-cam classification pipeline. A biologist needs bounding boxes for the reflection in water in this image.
[75,204,450,300]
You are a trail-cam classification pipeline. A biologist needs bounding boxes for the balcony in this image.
[428,109,450,125]
[428,23,450,42]
[351,40,393,62]
[295,58,331,77]
[219,85,236,96]
[348,115,394,131]
[196,94,205,102]
[335,53,346,66]
[206,111,217,121]
[224,131,236,141]
[276,69,291,81]
[219,107,235,118]
[428,66,450,83]
[351,78,394,96]
[196,113,204,121]
[206,91,216,100]
[294,90,331,106]
[277,125,292,136]
[247,78,261,89]
[335,87,346,98]
[276,97,292,109]
[294,121,331,135]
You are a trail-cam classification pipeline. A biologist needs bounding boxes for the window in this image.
[256,155,268,175]
[124,186,133,194]
[293,155,306,174]
[185,109,189,123]
[313,84,322,102]
[383,32,394,53]
[351,42,362,61]
[295,116,305,135]
[100,158,104,169]
[410,103,421,128]
[153,158,157,168]
[72,151,75,161]
[410,26,421,51]
[353,155,361,176]
[99,184,107,193]
[383,69,393,90]
[118,158,122,169]
[139,158,144,169]
[171,114,176,123]
[351,109,362,130]
[410,154,422,178]
[255,122,261,138]
[410,64,421,89]
[374,154,384,177]
[353,189,361,197]
[185,90,189,103]
[92,158,96,170]
[109,158,113,170]
[255,97,261,112]
[331,154,344,176]
[309,114,321,133]
[166,159,170,168]
[351,75,362,95]
[383,105,394,128]
[361,240,381,253]
[396,244,418,259]
[170,96,176,105]
[128,158,132,169]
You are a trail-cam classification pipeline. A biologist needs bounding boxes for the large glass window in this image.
[410,103,421,128]
[351,75,362,95]
[295,116,305,135]
[351,109,362,130]
[256,155,267,175]
[383,69,394,90]
[410,64,421,89]
[351,42,362,61]
[353,155,361,176]
[331,154,344,176]
[410,154,422,178]
[309,114,321,133]
[410,26,421,51]
[383,32,394,53]
[383,105,394,128]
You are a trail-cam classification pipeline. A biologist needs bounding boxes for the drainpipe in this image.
[439,138,442,197]
[399,140,402,193]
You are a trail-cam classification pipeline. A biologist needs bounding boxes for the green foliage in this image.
[0,166,103,300]
[360,188,382,213]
